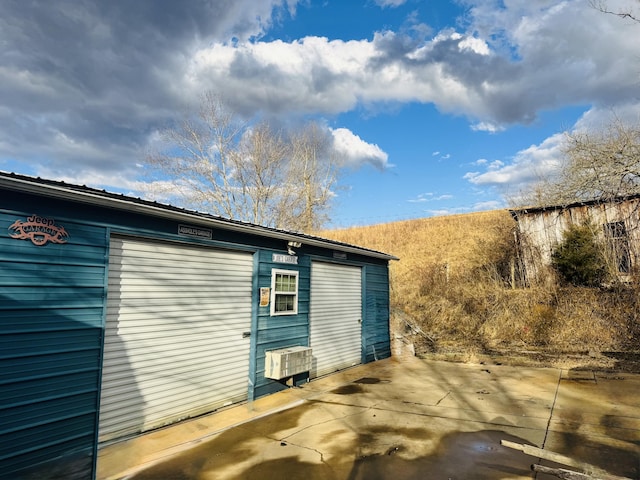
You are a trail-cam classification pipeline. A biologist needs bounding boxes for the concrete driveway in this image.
[98,357,640,479]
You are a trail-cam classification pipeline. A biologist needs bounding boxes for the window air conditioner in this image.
[265,346,313,380]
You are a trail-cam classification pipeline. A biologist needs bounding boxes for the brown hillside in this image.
[319,210,640,370]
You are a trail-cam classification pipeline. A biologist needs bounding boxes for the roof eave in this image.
[0,175,398,261]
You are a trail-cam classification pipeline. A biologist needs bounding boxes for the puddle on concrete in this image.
[331,377,391,395]
[349,430,533,480]
[331,384,364,395]
[353,377,390,384]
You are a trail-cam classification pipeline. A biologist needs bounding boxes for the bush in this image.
[552,222,607,287]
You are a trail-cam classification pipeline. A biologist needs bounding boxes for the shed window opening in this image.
[271,269,298,315]
[604,221,631,274]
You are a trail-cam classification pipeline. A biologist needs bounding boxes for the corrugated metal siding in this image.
[363,264,391,363]
[253,250,310,399]
[99,236,253,442]
[0,213,107,479]
[310,262,362,378]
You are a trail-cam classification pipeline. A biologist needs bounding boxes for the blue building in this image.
[0,172,395,479]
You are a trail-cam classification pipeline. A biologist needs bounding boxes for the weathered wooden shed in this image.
[510,195,640,284]
[0,172,396,479]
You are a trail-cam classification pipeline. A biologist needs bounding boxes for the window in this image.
[271,269,298,315]
[604,221,631,273]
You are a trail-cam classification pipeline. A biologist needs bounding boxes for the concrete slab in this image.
[97,357,640,480]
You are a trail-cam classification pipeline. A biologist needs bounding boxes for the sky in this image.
[1,0,640,228]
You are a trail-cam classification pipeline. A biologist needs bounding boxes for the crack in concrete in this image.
[435,391,451,406]
[279,403,377,442]
[271,406,378,476]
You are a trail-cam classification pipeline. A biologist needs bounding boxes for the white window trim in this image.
[270,268,299,316]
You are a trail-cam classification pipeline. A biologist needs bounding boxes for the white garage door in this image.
[310,262,362,378]
[99,236,254,442]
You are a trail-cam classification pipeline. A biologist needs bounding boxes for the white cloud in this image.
[464,132,564,188]
[330,127,390,170]
[471,122,505,133]
[426,199,503,217]
[464,100,640,197]
[431,151,451,160]
[408,192,453,203]
[457,35,490,56]
[374,0,408,7]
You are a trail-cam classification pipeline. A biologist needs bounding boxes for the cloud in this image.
[373,0,408,7]
[471,122,505,133]
[464,100,640,196]
[464,132,565,189]
[1,0,640,195]
[408,193,453,203]
[430,151,451,160]
[182,1,640,126]
[427,199,503,217]
[0,0,299,177]
[331,128,390,170]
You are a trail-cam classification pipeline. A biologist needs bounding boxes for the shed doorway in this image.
[98,236,253,442]
[309,262,362,378]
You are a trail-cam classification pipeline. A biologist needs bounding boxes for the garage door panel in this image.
[310,262,362,379]
[99,237,253,442]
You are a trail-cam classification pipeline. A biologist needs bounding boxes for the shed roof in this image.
[0,171,398,261]
[509,193,640,219]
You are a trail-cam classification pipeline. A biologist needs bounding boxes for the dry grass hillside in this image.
[320,210,640,370]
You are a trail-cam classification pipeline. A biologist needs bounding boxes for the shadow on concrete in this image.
[126,358,639,480]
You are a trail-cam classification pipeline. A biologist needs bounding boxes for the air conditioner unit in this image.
[265,346,313,380]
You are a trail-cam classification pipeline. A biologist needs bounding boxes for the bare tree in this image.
[590,0,640,22]
[144,93,341,231]
[232,121,291,226]
[557,118,640,202]
[285,122,340,232]
[145,92,246,218]
[516,117,640,207]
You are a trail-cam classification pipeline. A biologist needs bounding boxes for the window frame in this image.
[270,268,299,316]
[604,221,631,274]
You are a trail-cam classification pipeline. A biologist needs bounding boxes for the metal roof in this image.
[0,171,398,261]
[509,193,640,219]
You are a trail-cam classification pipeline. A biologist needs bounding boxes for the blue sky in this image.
[1,0,639,227]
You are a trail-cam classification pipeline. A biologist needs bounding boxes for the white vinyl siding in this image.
[309,262,362,378]
[99,236,253,442]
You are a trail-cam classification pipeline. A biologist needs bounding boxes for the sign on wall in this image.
[9,215,69,246]
[272,253,298,264]
[178,224,213,240]
[260,287,270,307]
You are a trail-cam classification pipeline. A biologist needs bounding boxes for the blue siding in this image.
[0,211,107,479]
[363,264,392,363]
[251,255,391,400]
[1,183,392,479]
[252,250,311,398]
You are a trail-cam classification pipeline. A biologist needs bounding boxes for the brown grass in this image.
[319,210,640,360]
